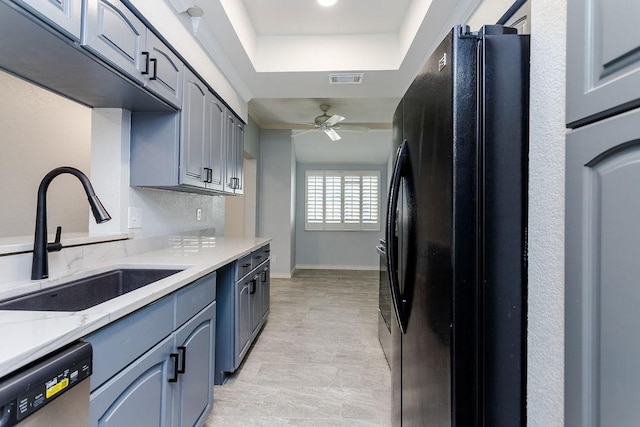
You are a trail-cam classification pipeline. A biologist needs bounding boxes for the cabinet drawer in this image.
[251,244,270,268]
[235,254,252,280]
[175,272,216,329]
[84,295,174,391]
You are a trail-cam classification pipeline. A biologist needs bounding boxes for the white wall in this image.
[527,1,566,425]
[257,129,296,277]
[0,71,91,238]
[295,163,386,270]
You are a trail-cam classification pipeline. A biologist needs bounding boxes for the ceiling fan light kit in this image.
[294,104,369,141]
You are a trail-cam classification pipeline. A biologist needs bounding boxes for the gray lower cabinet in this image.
[172,302,216,427]
[260,262,270,322]
[85,272,216,427]
[12,0,81,40]
[215,246,270,384]
[89,334,173,426]
[565,107,640,426]
[567,0,640,126]
[234,277,252,365]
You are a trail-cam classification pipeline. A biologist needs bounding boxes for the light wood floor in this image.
[205,269,392,426]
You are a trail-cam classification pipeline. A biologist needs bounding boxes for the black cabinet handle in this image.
[208,168,213,183]
[242,263,251,268]
[149,58,158,80]
[141,51,150,75]
[177,346,186,374]
[249,279,257,294]
[169,353,179,382]
[255,255,262,260]
[262,270,267,282]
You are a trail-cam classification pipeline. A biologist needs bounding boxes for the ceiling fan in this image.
[296,104,369,141]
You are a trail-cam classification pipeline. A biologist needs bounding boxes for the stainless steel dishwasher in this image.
[0,342,92,427]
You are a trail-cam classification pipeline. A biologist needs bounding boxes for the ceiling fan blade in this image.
[324,128,341,141]
[335,125,370,132]
[324,114,345,127]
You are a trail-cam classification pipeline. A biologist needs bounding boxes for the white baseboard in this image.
[295,264,378,271]
[271,272,292,279]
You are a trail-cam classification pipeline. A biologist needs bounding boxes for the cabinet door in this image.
[180,69,208,188]
[234,121,245,194]
[223,113,237,193]
[144,31,183,108]
[567,0,640,126]
[205,94,226,192]
[16,0,81,40]
[234,279,251,368]
[83,0,146,83]
[89,335,173,427]
[250,273,262,339]
[566,108,640,426]
[261,263,270,321]
[173,302,216,427]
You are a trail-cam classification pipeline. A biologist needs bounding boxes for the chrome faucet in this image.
[31,167,111,280]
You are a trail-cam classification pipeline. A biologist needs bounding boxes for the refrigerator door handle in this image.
[386,139,408,333]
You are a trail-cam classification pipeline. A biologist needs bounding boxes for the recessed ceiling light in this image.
[317,0,337,7]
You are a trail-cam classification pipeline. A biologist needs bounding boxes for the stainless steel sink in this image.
[0,269,183,311]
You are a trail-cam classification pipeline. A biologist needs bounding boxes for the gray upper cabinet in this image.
[205,95,226,192]
[130,67,244,195]
[224,114,245,194]
[14,0,81,40]
[83,0,147,83]
[565,107,640,426]
[83,0,183,108]
[181,69,209,189]
[144,31,183,108]
[567,0,640,126]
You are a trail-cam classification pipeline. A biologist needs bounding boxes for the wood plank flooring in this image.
[205,269,391,426]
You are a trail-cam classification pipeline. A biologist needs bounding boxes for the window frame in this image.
[304,169,381,231]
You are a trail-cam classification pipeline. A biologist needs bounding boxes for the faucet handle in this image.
[47,226,63,252]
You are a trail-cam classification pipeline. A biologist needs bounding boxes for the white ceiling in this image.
[167,0,482,162]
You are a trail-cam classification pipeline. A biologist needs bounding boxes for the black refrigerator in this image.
[386,25,529,426]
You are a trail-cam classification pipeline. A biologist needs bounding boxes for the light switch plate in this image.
[128,207,142,229]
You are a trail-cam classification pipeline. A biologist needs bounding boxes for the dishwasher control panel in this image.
[0,342,92,426]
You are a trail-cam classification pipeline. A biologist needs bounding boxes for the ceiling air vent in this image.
[329,73,364,85]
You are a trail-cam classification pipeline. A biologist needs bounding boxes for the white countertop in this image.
[0,236,271,378]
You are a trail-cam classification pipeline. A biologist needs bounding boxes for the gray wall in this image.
[257,129,296,277]
[244,116,260,159]
[295,163,387,269]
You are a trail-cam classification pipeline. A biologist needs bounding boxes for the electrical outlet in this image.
[196,208,202,221]
[128,207,142,229]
